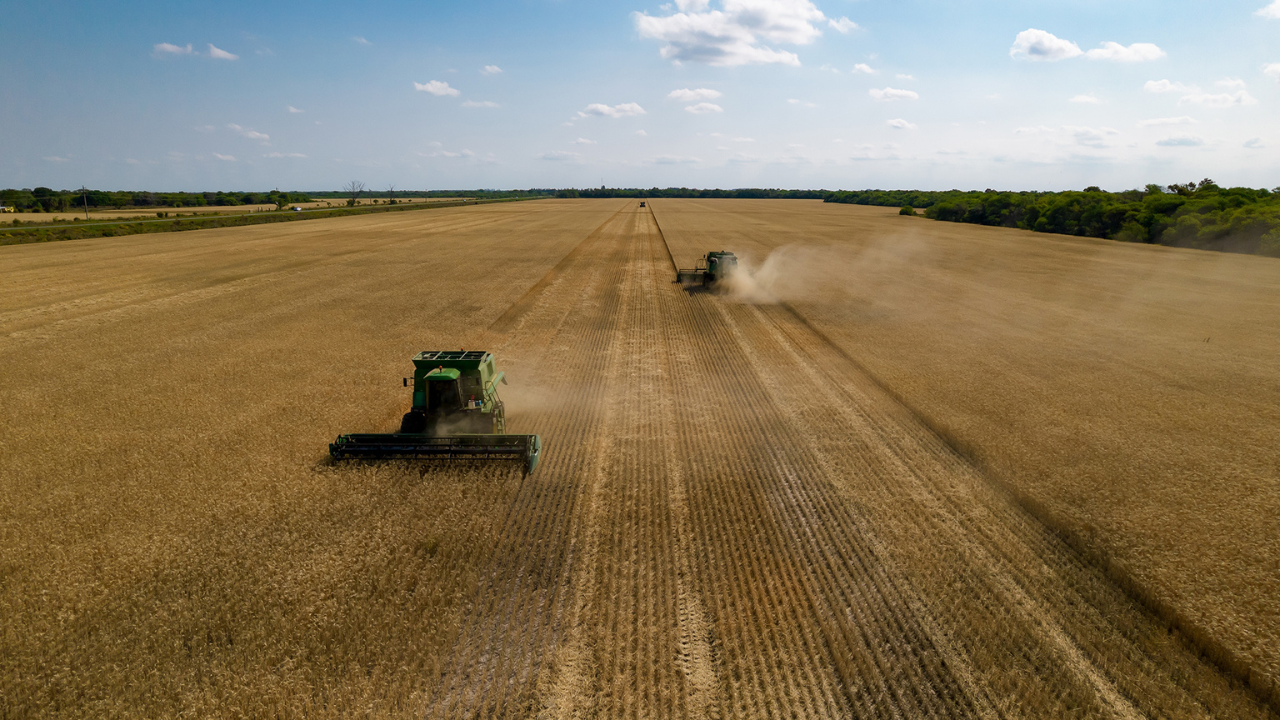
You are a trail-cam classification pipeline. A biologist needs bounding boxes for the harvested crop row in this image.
[650,198,1276,719]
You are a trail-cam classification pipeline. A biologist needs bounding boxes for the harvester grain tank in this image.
[330,350,542,474]
[676,251,738,288]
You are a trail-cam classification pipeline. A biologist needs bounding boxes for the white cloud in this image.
[287,105,304,113]
[265,152,306,158]
[1070,94,1102,104]
[635,129,648,136]
[153,42,193,56]
[1085,42,1165,62]
[1216,77,1247,89]
[462,100,501,108]
[787,98,817,107]
[414,80,460,96]
[1010,29,1082,61]
[1137,116,1196,127]
[869,87,918,101]
[194,124,216,132]
[1263,63,1280,81]
[579,102,646,118]
[227,124,269,140]
[653,155,700,164]
[633,0,827,67]
[685,102,723,114]
[1179,91,1258,107]
[1015,125,1120,149]
[481,65,502,75]
[1065,125,1119,148]
[208,44,239,60]
[572,137,597,145]
[887,118,916,130]
[1244,138,1265,148]
[213,153,236,161]
[1257,0,1280,18]
[851,63,876,74]
[353,36,371,45]
[1156,134,1204,147]
[828,17,857,33]
[896,74,915,80]
[1145,79,1198,93]
[126,158,140,165]
[537,150,581,161]
[43,155,70,163]
[668,87,722,101]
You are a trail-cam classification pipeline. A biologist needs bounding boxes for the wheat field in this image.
[1,199,1276,718]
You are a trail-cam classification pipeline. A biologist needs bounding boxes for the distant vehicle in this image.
[639,201,646,207]
[0,206,14,213]
[292,206,303,212]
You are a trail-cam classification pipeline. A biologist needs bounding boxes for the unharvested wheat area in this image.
[2,198,1278,719]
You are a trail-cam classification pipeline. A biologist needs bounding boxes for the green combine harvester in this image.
[330,350,542,474]
[676,250,738,288]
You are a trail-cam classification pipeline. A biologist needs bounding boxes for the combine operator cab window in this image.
[428,379,462,414]
[459,375,485,409]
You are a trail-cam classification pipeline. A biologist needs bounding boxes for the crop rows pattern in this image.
[2,200,1274,718]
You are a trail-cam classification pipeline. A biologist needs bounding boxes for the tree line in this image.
[554,187,828,199]
[7,183,1278,258]
[826,181,1280,257]
[0,188,313,213]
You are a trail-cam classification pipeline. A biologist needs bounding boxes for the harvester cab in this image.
[676,251,738,288]
[330,351,542,474]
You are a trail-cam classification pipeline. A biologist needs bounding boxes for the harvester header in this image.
[330,350,542,474]
[676,251,738,288]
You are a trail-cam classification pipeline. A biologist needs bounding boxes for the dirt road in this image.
[1,200,1273,718]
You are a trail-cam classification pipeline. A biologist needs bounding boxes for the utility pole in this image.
[81,186,89,220]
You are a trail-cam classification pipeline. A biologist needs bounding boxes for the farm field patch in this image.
[0,197,450,224]
[1,199,1276,718]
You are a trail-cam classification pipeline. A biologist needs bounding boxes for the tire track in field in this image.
[648,201,1274,720]
[425,202,635,718]
[661,286,974,718]
[649,202,945,717]
[650,201,1061,718]
[753,301,1270,719]
[537,207,721,719]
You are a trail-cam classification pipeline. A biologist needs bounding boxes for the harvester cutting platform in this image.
[676,251,738,288]
[330,351,542,474]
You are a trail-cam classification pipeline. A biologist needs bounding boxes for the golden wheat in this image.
[2,198,1275,718]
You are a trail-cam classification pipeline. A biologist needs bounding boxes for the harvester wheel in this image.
[398,411,427,434]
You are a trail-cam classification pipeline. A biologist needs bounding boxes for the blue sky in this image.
[2,0,1278,191]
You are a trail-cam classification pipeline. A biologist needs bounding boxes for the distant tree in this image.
[344,180,366,206]
[387,184,397,204]
[899,206,916,216]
